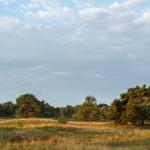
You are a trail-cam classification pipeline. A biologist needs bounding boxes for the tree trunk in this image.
[137,119,144,126]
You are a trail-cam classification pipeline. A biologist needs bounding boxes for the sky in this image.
[0,0,150,106]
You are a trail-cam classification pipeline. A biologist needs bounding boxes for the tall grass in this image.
[0,118,150,150]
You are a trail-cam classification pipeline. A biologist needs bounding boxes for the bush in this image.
[57,117,68,124]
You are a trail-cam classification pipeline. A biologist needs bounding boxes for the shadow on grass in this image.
[106,137,150,148]
[1,125,150,146]
[0,126,113,143]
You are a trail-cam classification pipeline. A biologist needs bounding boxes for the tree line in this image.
[1,85,150,126]
[0,94,109,121]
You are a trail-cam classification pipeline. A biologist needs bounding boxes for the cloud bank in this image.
[0,0,150,106]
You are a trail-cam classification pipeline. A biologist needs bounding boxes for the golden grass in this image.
[0,118,150,150]
[0,118,112,129]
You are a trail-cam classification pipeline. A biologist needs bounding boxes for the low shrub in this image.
[57,117,68,124]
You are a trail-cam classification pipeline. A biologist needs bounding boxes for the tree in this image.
[72,96,100,121]
[0,103,4,117]
[59,105,75,119]
[84,96,97,104]
[2,102,16,117]
[108,99,125,124]
[40,100,56,118]
[109,85,150,126]
[98,104,110,120]
[16,94,41,118]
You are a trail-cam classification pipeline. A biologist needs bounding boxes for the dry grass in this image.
[0,118,150,150]
[0,118,112,129]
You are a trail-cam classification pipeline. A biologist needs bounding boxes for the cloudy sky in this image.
[0,0,150,106]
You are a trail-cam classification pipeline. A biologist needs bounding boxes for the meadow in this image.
[0,119,150,150]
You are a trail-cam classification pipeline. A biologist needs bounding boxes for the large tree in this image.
[109,85,150,126]
[72,96,100,121]
[16,94,41,118]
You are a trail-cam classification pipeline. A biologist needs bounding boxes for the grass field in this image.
[0,119,150,150]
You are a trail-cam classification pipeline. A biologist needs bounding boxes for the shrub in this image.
[57,117,68,124]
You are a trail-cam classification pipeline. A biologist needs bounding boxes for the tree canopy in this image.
[109,85,150,126]
[72,96,105,121]
[16,94,41,118]
[0,85,150,126]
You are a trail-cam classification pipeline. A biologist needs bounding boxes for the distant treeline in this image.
[0,94,109,121]
[1,85,150,126]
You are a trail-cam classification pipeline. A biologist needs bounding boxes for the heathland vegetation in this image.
[0,119,150,150]
[0,85,150,150]
[1,85,150,126]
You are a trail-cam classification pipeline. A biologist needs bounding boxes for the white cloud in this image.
[36,10,49,18]
[93,73,103,78]
[19,0,147,24]
[72,0,98,7]
[128,53,137,59]
[51,71,71,77]
[0,0,150,105]
[109,0,146,12]
[0,16,20,31]
[30,0,60,6]
[21,0,73,22]
[24,23,48,30]
[125,0,145,6]
[111,24,128,33]
[0,0,15,5]
[139,11,150,23]
[78,7,107,20]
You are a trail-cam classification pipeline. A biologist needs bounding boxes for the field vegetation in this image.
[0,85,150,149]
[0,118,150,150]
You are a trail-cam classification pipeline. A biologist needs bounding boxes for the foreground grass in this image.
[0,119,150,150]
